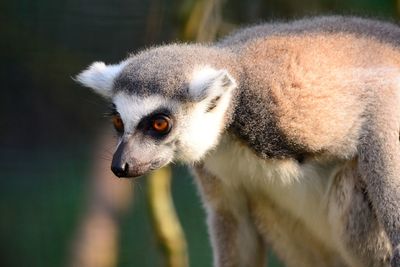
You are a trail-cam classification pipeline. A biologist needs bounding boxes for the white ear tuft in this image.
[75,60,128,98]
[189,66,237,101]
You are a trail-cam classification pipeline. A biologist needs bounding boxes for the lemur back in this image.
[230,31,400,159]
[218,16,400,48]
[76,16,400,267]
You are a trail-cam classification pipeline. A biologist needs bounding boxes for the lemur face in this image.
[76,59,237,178]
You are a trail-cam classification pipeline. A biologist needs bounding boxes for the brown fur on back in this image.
[242,33,399,153]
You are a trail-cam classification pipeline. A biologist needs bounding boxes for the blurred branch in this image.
[68,132,134,267]
[182,0,224,42]
[148,167,189,267]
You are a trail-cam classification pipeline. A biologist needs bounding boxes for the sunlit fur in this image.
[76,16,400,267]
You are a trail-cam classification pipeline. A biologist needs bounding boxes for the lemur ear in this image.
[189,66,237,102]
[75,60,128,98]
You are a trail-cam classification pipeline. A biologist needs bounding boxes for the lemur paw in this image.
[392,245,400,267]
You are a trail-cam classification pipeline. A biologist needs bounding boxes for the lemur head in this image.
[76,45,237,177]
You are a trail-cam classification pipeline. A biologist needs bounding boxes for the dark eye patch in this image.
[137,108,173,139]
[112,114,124,133]
[105,103,125,135]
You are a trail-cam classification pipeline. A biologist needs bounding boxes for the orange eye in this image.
[112,114,124,133]
[152,116,170,133]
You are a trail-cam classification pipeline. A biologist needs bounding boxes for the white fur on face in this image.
[177,98,232,162]
[76,60,129,98]
[177,67,237,162]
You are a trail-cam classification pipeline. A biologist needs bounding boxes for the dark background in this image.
[0,0,398,267]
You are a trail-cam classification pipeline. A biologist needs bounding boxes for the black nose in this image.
[111,141,130,177]
[111,162,129,177]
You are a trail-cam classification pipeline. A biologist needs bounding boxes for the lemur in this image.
[76,16,400,267]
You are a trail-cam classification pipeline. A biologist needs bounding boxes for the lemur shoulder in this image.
[76,16,400,267]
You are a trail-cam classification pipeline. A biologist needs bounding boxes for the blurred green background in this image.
[0,0,399,267]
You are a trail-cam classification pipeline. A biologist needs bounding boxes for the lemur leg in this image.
[357,87,400,267]
[192,164,266,267]
[328,160,391,267]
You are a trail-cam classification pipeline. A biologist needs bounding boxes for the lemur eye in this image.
[151,115,171,134]
[112,114,124,133]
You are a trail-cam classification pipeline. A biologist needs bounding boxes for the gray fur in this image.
[114,45,240,101]
[78,16,400,267]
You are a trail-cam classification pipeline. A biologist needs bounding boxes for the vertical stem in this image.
[148,167,189,267]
